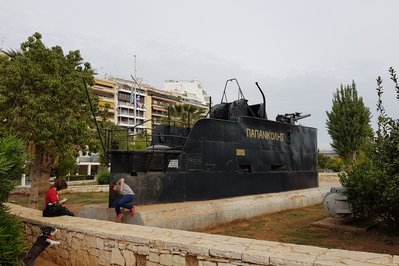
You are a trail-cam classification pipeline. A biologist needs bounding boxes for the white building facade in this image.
[164,80,210,108]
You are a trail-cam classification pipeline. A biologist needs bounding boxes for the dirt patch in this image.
[65,203,82,216]
[199,204,399,255]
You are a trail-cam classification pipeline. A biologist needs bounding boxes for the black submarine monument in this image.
[106,79,318,205]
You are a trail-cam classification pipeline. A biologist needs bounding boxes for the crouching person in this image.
[43,178,75,217]
[111,177,135,222]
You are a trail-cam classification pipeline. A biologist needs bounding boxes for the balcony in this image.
[118,102,146,110]
[152,105,167,111]
[152,113,167,117]
[118,95,130,101]
[99,101,115,109]
[117,122,148,129]
[118,112,146,118]
[99,96,115,103]
[93,86,115,96]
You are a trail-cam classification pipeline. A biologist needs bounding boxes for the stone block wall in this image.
[10,184,109,195]
[8,203,398,266]
[61,184,109,194]
[318,172,340,183]
[81,187,331,231]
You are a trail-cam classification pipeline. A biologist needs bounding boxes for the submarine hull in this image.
[109,116,318,205]
[110,171,318,205]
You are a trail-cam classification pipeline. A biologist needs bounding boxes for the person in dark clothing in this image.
[22,227,60,266]
[42,178,75,217]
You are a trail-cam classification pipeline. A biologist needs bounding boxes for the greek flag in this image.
[136,94,140,108]
[130,92,135,105]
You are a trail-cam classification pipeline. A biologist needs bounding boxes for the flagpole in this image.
[133,55,137,134]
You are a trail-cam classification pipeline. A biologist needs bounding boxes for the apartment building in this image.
[92,79,117,123]
[93,77,211,132]
[164,80,210,110]
[147,86,178,126]
[110,77,150,133]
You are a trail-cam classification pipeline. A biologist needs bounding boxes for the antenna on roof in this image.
[134,55,137,80]
[0,36,5,49]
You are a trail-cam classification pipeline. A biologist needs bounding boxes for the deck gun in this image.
[276,112,311,125]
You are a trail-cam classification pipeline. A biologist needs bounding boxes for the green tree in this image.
[317,151,329,172]
[52,148,78,178]
[96,169,110,185]
[326,81,372,171]
[0,135,27,264]
[326,156,344,172]
[340,67,399,229]
[168,103,206,127]
[0,33,97,207]
[374,70,399,176]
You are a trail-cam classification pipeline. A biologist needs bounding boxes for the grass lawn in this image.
[7,192,109,212]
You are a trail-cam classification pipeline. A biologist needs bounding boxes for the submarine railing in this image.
[103,118,191,154]
[221,78,245,103]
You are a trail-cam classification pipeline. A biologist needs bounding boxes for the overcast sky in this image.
[1,0,399,149]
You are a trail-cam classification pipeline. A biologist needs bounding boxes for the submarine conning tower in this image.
[108,79,318,205]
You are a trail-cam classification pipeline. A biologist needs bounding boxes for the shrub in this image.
[0,135,27,263]
[326,157,344,172]
[341,68,399,229]
[340,161,384,219]
[0,207,26,265]
[65,175,95,181]
[97,171,110,185]
[317,151,329,172]
[53,152,77,178]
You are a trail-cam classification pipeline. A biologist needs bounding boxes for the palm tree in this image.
[1,49,22,57]
[168,103,206,128]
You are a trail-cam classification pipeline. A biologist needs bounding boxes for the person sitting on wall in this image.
[111,177,135,222]
[43,178,75,217]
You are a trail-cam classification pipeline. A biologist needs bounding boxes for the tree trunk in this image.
[29,145,52,209]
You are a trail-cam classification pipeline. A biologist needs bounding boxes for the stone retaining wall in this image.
[81,187,331,231]
[8,203,398,266]
[10,184,109,195]
[61,185,109,194]
[318,172,340,182]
